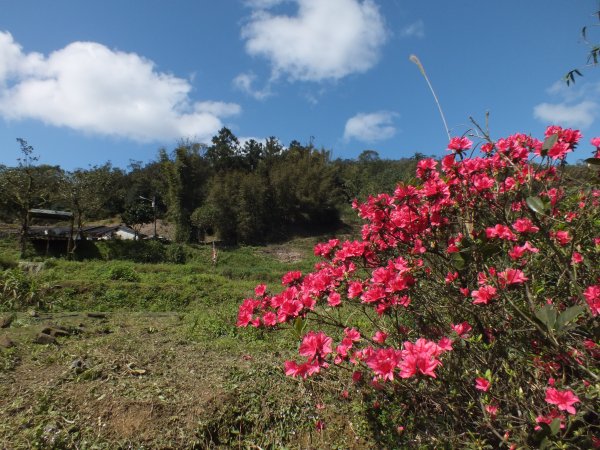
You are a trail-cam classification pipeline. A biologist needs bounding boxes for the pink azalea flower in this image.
[571,252,583,265]
[445,271,459,284]
[545,188,563,206]
[437,336,453,351]
[485,404,499,419]
[366,347,402,381]
[282,270,302,285]
[486,224,517,241]
[262,311,277,326]
[512,218,539,234]
[237,298,260,327]
[545,388,580,414]
[565,211,578,222]
[472,285,498,305]
[284,360,321,378]
[277,299,304,322]
[551,230,571,246]
[399,338,446,379]
[451,322,472,338]
[508,242,539,260]
[548,141,571,159]
[475,377,490,391]
[347,281,363,298]
[498,268,529,287]
[361,286,386,303]
[352,371,363,382]
[535,409,565,430]
[583,285,600,316]
[254,284,267,296]
[299,331,333,362]
[416,158,438,178]
[373,331,388,344]
[481,142,494,154]
[447,136,473,154]
[344,327,361,342]
[327,291,341,307]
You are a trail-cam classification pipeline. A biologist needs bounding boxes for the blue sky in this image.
[1,0,599,169]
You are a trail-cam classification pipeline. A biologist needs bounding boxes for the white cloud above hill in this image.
[344,111,397,142]
[0,31,240,142]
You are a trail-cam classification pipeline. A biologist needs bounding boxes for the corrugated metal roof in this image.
[27,224,143,240]
[29,209,73,218]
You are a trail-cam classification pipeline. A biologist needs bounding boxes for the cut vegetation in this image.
[0,235,377,448]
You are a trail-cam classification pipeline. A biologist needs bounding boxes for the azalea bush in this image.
[238,126,600,448]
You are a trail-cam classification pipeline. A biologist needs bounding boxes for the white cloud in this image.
[233,72,272,100]
[533,101,597,129]
[239,136,267,147]
[0,31,241,142]
[533,81,600,129]
[344,111,397,142]
[400,20,425,38]
[241,0,387,82]
[243,0,286,9]
[194,101,241,117]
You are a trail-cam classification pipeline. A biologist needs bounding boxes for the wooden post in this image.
[67,214,75,259]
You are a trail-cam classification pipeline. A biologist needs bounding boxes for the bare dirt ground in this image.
[259,245,305,263]
[138,219,176,241]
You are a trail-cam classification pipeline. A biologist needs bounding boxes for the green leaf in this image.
[555,305,585,331]
[480,243,500,258]
[585,157,600,166]
[549,418,561,436]
[451,252,465,270]
[566,75,573,86]
[542,133,558,153]
[526,196,548,214]
[292,317,305,339]
[590,47,600,65]
[535,304,557,331]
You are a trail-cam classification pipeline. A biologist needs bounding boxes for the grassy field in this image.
[0,235,381,449]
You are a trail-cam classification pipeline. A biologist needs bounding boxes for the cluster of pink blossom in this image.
[237,126,599,441]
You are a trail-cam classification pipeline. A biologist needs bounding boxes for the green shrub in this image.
[238,127,600,448]
[0,268,45,310]
[166,244,186,264]
[95,240,166,263]
[42,258,58,269]
[0,256,17,271]
[107,265,140,282]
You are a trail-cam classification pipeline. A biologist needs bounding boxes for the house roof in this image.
[27,224,143,240]
[29,209,73,219]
